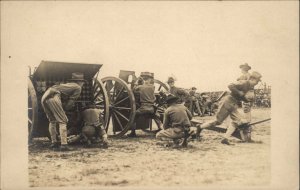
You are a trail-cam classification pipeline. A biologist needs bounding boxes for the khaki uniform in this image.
[82,108,108,143]
[156,104,192,140]
[134,84,156,115]
[237,73,252,120]
[169,86,189,104]
[201,80,253,140]
[188,90,202,116]
[41,82,82,145]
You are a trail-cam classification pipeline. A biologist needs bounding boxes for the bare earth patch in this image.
[29,108,271,187]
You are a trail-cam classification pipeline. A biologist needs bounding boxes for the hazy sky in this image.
[1,1,298,91]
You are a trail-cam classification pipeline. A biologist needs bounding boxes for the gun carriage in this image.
[101,70,169,137]
[28,61,110,141]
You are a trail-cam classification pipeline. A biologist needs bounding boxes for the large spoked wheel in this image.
[101,77,136,137]
[141,79,169,133]
[92,79,110,128]
[28,79,38,142]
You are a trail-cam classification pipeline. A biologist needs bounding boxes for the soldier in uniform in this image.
[127,72,156,137]
[41,72,85,151]
[81,104,109,148]
[188,87,202,116]
[197,71,262,145]
[237,63,251,81]
[167,76,189,104]
[156,94,193,147]
[237,63,254,138]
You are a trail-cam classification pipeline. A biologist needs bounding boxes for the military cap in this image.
[239,63,251,71]
[140,72,154,79]
[167,77,175,84]
[165,94,179,104]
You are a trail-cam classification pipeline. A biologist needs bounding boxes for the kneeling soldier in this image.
[156,94,193,147]
[81,104,108,148]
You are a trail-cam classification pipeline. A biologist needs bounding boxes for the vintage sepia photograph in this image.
[1,1,299,190]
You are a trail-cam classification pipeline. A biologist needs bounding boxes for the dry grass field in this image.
[29,108,271,187]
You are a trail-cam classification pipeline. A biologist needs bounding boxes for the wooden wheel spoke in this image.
[93,81,100,94]
[95,99,104,104]
[158,85,162,91]
[114,110,129,122]
[93,90,103,101]
[149,119,152,131]
[114,106,131,110]
[112,85,116,102]
[114,96,129,106]
[105,112,112,132]
[115,86,124,101]
[113,112,124,130]
[105,81,114,92]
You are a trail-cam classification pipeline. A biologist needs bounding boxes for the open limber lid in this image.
[33,60,103,80]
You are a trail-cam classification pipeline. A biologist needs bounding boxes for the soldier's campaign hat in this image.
[249,71,262,81]
[165,94,179,104]
[191,87,197,90]
[140,72,154,79]
[239,63,251,71]
[167,77,175,84]
[68,72,86,81]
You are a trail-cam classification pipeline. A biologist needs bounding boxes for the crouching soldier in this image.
[156,94,193,148]
[41,72,85,151]
[81,104,109,148]
[197,71,262,145]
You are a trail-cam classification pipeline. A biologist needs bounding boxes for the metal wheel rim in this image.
[28,79,38,140]
[92,79,110,130]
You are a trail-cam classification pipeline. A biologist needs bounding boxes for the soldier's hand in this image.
[189,127,197,135]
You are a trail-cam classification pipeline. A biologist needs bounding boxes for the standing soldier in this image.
[197,71,262,145]
[237,63,253,139]
[188,87,203,116]
[156,94,193,147]
[41,72,85,151]
[127,72,156,137]
[167,76,189,104]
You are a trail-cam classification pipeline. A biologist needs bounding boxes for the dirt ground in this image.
[29,108,271,187]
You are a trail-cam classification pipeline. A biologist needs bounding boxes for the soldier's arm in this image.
[228,81,245,98]
[41,87,59,103]
[177,88,189,96]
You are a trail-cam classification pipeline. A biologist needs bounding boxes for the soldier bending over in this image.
[41,72,85,151]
